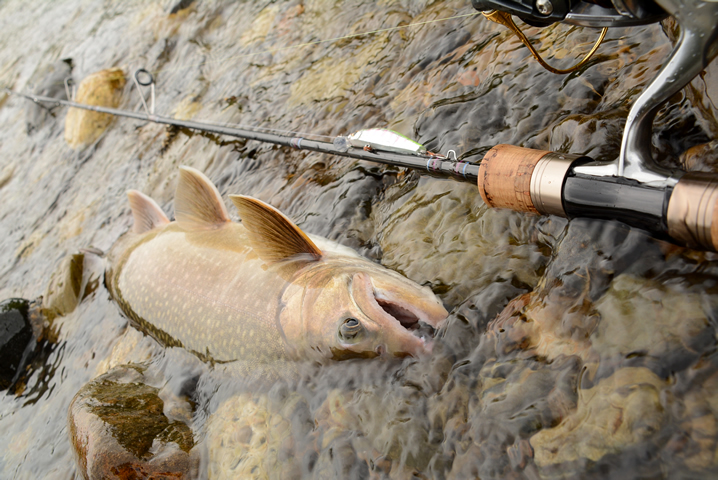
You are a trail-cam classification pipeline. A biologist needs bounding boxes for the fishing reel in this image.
[471,0,666,27]
[472,0,718,180]
[469,0,718,251]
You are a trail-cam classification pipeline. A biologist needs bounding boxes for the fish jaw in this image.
[365,271,448,329]
[350,271,447,357]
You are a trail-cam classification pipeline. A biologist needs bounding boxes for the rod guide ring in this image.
[134,68,154,86]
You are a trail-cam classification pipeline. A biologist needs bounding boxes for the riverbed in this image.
[1,0,717,478]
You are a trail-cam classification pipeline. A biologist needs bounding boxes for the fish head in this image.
[282,259,448,360]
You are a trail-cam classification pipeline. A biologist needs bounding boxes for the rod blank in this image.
[5,89,480,184]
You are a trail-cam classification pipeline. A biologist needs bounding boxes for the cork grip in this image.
[477,145,551,214]
[666,172,718,252]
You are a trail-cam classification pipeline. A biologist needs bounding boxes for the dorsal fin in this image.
[175,166,230,230]
[127,190,170,234]
[229,195,323,263]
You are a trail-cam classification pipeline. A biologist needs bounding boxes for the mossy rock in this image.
[69,365,197,479]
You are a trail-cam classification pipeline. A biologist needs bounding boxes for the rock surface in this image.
[64,68,126,149]
[69,365,197,480]
[0,298,33,390]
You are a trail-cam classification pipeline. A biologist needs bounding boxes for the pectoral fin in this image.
[175,166,230,230]
[230,195,322,263]
[127,190,170,234]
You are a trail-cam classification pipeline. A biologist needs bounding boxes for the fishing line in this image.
[134,10,481,143]
[5,7,482,179]
[151,11,482,87]
[194,121,335,141]
[119,9,481,141]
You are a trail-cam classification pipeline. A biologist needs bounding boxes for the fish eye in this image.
[339,317,363,341]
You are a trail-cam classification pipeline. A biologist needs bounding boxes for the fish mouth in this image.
[375,298,436,339]
[371,286,443,353]
[351,272,447,356]
[375,299,420,329]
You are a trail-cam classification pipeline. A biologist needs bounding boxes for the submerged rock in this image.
[64,68,126,149]
[95,327,163,378]
[169,0,195,15]
[680,139,718,173]
[25,58,73,134]
[591,274,713,375]
[69,365,197,480]
[530,366,666,467]
[0,298,33,390]
[205,390,307,479]
[42,250,104,322]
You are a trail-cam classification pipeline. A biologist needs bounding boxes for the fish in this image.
[106,167,448,364]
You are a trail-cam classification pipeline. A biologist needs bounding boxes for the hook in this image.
[447,150,457,161]
[132,68,155,116]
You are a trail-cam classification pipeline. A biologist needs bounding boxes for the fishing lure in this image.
[347,128,427,155]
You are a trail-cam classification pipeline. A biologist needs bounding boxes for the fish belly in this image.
[112,225,289,363]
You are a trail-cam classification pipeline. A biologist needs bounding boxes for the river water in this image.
[1,0,717,478]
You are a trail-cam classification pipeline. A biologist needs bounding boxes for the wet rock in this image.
[95,327,163,378]
[169,0,195,15]
[172,95,203,121]
[240,4,281,46]
[664,354,718,472]
[69,365,197,480]
[64,68,126,149]
[680,139,718,173]
[0,163,13,191]
[42,251,104,322]
[547,110,625,163]
[25,58,73,134]
[205,390,305,479]
[375,178,547,308]
[530,367,666,467]
[685,52,718,138]
[483,220,667,365]
[0,299,33,390]
[288,28,389,106]
[591,274,714,377]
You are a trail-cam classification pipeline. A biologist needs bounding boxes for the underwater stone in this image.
[69,365,196,480]
[26,58,73,135]
[0,299,32,391]
[95,327,163,378]
[42,251,103,322]
[530,367,666,467]
[680,139,718,173]
[169,0,195,15]
[591,274,713,375]
[206,392,293,479]
[42,253,84,321]
[64,68,126,149]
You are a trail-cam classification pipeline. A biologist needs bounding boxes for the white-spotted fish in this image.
[106,167,447,363]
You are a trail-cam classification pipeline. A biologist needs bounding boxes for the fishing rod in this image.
[5,70,479,185]
[7,0,718,254]
[4,61,718,253]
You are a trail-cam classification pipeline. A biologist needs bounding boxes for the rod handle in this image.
[478,145,581,217]
[477,145,544,214]
[666,172,718,251]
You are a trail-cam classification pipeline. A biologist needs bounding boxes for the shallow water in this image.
[0,0,717,478]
